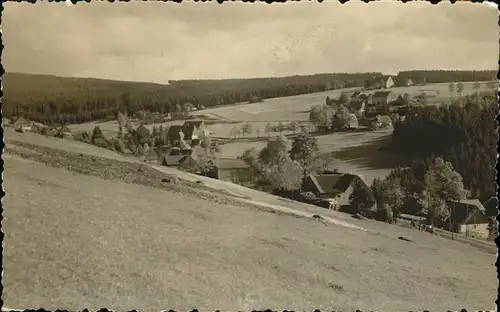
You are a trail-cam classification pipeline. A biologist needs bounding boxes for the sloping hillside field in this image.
[2,130,497,311]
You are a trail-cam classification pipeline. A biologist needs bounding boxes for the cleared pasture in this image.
[68,81,493,139]
[193,81,494,123]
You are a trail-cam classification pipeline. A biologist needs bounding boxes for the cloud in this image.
[2,1,498,84]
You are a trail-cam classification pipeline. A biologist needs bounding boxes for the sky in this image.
[3,1,498,84]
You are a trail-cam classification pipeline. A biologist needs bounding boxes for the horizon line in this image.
[6,68,498,86]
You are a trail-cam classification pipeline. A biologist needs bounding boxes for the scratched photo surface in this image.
[1,1,498,311]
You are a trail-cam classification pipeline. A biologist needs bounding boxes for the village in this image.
[4,75,497,245]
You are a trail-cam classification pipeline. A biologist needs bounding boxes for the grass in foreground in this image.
[2,140,497,311]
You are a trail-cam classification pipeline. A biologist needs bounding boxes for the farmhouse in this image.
[345,114,359,129]
[301,172,371,210]
[326,96,342,108]
[166,125,185,147]
[157,146,193,166]
[210,158,256,183]
[383,76,395,88]
[182,120,207,145]
[30,122,49,135]
[57,125,73,139]
[371,91,398,106]
[364,76,395,90]
[13,117,32,132]
[395,77,414,87]
[46,126,60,137]
[441,199,490,239]
[349,94,369,118]
[365,91,399,117]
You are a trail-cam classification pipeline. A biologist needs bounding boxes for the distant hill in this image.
[1,70,496,126]
[2,72,173,101]
[0,71,380,125]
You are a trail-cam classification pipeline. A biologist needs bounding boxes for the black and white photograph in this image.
[1,1,498,311]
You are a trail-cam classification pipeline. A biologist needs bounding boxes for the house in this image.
[211,158,256,183]
[166,125,185,146]
[364,76,395,90]
[13,117,32,132]
[57,125,73,139]
[301,173,372,210]
[345,114,359,129]
[326,96,341,108]
[157,146,193,166]
[2,118,11,126]
[370,91,398,107]
[181,120,207,146]
[395,77,414,87]
[383,76,395,88]
[441,199,490,239]
[349,94,369,118]
[31,122,49,135]
[365,91,399,117]
[46,127,60,137]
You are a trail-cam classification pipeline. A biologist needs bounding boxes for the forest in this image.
[395,70,497,84]
[2,72,381,125]
[2,70,496,126]
[392,92,498,203]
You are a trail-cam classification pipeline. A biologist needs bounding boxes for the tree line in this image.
[2,72,381,125]
[396,70,497,84]
[4,70,495,126]
[392,92,498,203]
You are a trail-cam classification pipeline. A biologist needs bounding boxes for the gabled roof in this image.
[308,173,361,195]
[372,91,393,98]
[349,100,365,110]
[180,120,204,139]
[448,199,489,224]
[215,158,250,169]
[183,120,204,129]
[166,125,185,141]
[58,125,72,134]
[451,199,486,213]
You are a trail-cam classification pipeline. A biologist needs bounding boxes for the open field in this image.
[2,130,497,311]
[67,81,494,141]
[216,129,394,184]
[191,81,494,124]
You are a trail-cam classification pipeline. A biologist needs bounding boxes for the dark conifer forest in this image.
[2,70,496,126]
[392,92,498,203]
